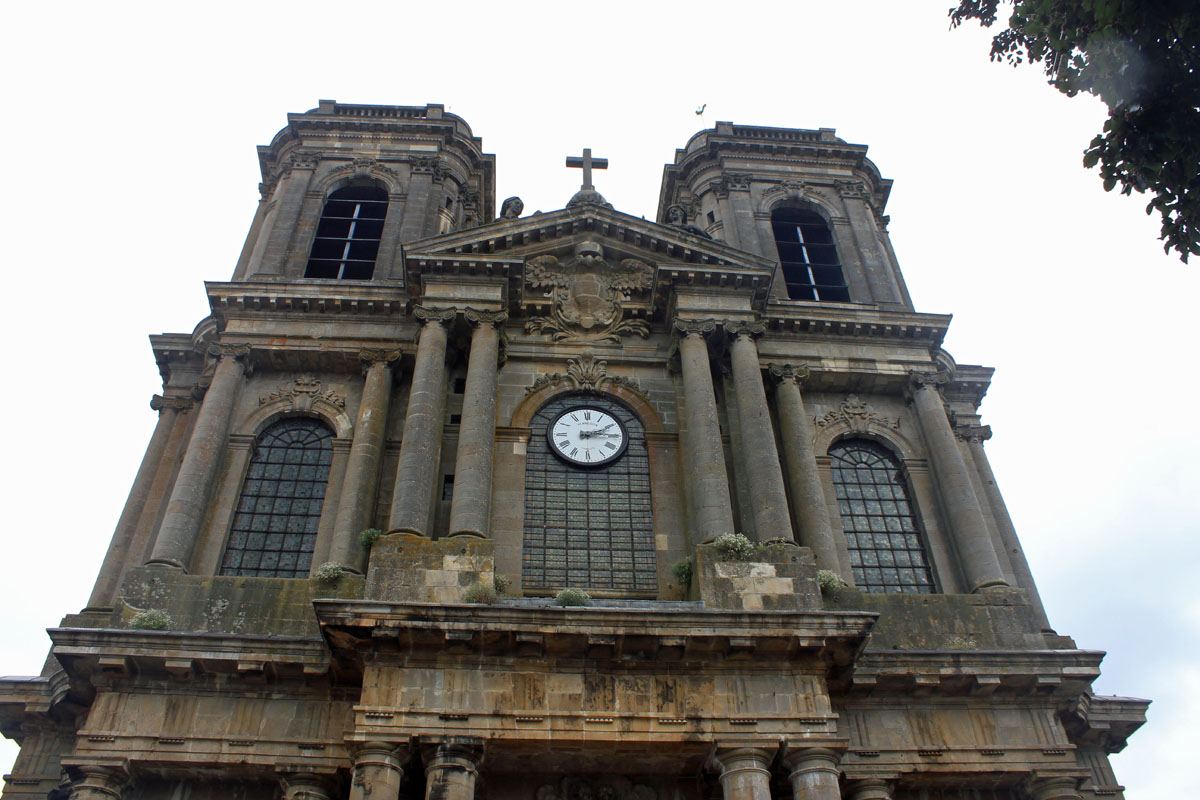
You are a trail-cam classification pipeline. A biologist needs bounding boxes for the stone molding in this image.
[815,395,900,434]
[524,353,644,399]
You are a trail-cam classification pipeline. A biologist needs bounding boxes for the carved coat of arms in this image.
[524,240,654,343]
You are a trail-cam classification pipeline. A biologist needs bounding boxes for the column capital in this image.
[277,771,338,800]
[843,778,895,800]
[150,394,194,412]
[768,362,811,386]
[908,369,950,389]
[723,319,766,340]
[782,746,842,773]
[359,347,403,372]
[207,342,252,361]
[955,423,992,443]
[673,317,718,338]
[413,305,458,325]
[64,762,129,799]
[420,735,485,773]
[464,308,508,327]
[1027,775,1084,800]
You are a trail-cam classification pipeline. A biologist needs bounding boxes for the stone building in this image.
[0,101,1145,800]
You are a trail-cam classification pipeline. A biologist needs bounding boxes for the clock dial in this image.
[547,406,629,467]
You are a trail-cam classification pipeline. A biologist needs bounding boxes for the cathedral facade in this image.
[0,102,1144,800]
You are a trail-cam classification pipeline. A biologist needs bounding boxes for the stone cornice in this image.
[315,600,876,669]
[206,281,410,320]
[849,649,1105,699]
[762,303,950,347]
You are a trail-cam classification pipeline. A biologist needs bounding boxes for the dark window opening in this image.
[442,475,455,501]
[706,211,716,224]
[771,207,850,302]
[221,418,334,578]
[829,439,935,594]
[449,414,462,425]
[453,378,466,394]
[304,185,388,280]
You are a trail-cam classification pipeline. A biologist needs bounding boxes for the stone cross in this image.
[566,148,608,190]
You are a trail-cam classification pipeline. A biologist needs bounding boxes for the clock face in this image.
[547,406,629,467]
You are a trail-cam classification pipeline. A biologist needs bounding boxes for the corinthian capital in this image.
[955,423,992,443]
[464,308,509,327]
[150,394,194,412]
[672,317,717,338]
[768,363,811,386]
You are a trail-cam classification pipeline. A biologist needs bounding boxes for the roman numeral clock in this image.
[547,405,629,467]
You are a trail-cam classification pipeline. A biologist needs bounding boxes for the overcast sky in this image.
[1,2,1195,796]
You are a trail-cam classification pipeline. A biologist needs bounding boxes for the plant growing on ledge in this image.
[463,580,499,604]
[129,609,172,631]
[554,587,591,607]
[314,562,345,583]
[712,532,756,561]
[671,556,694,588]
[359,528,382,551]
[492,574,511,594]
[816,569,848,597]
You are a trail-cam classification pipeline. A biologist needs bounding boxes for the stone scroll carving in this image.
[815,394,899,433]
[525,353,644,399]
[535,777,656,800]
[260,374,346,413]
[524,241,654,343]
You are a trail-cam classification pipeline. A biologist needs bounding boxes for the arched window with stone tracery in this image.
[828,438,935,593]
[220,417,334,578]
[522,393,655,594]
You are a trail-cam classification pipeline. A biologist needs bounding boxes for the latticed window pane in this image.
[221,418,334,578]
[771,207,850,302]
[523,395,656,594]
[829,439,935,594]
[304,185,388,280]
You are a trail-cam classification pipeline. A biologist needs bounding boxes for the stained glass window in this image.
[829,438,935,594]
[522,395,656,593]
[220,418,334,578]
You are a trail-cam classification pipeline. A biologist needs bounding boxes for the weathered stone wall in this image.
[364,534,494,603]
[695,543,821,611]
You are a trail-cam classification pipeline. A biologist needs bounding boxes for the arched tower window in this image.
[829,438,935,593]
[771,207,849,301]
[304,184,388,280]
[522,394,655,594]
[220,418,334,578]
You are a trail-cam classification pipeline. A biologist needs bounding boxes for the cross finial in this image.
[566,148,608,191]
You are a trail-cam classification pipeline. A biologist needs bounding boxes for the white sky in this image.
[1,2,1195,796]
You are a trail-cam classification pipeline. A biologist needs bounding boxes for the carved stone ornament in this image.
[535,776,656,800]
[150,394,194,412]
[359,348,403,372]
[816,394,899,433]
[768,362,811,386]
[723,319,765,339]
[524,241,654,343]
[672,317,717,337]
[208,343,251,361]
[525,353,644,398]
[260,374,346,413]
[955,423,992,443]
[465,309,509,327]
[909,369,950,388]
[410,155,449,183]
[413,305,459,325]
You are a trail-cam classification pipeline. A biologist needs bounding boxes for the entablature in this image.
[846,649,1104,699]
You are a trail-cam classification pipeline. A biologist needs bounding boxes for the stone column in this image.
[147,344,251,571]
[331,348,402,571]
[253,152,320,278]
[1028,776,1083,800]
[448,311,506,538]
[67,765,128,800]
[768,365,843,574]
[674,319,736,542]
[348,742,406,800]
[843,778,894,800]
[279,773,335,800]
[716,748,772,800]
[959,423,1053,631]
[388,307,454,536]
[909,371,1008,593]
[785,748,842,800]
[422,738,484,800]
[726,321,793,542]
[87,395,188,608]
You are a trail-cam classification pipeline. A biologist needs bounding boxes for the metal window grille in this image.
[771,207,850,302]
[304,185,388,280]
[522,395,656,593]
[220,418,334,578]
[829,439,935,593]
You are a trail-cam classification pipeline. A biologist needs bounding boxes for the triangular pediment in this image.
[402,204,777,331]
